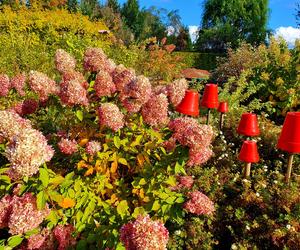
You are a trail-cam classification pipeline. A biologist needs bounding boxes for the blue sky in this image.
[117,0,300,45]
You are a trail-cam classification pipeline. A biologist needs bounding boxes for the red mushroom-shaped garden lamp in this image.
[218,101,229,130]
[237,113,260,137]
[176,90,199,117]
[239,140,260,178]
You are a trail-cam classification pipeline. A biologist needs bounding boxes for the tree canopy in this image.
[196,0,269,52]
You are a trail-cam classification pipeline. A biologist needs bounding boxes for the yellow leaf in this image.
[139,189,145,199]
[143,196,150,203]
[137,154,145,167]
[84,168,94,176]
[77,160,88,170]
[111,161,118,173]
[79,138,89,146]
[59,198,75,208]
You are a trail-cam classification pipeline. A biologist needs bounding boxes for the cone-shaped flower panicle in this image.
[141,94,169,127]
[29,71,59,101]
[25,228,56,250]
[84,47,113,73]
[55,49,76,74]
[94,71,116,97]
[10,73,26,96]
[98,103,124,131]
[0,74,10,97]
[58,138,78,155]
[62,71,89,89]
[112,65,136,92]
[183,190,215,215]
[120,215,169,250]
[187,146,213,167]
[167,78,188,106]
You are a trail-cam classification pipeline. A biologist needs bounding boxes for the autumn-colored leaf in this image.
[84,168,94,176]
[137,154,144,167]
[111,161,118,173]
[59,197,75,208]
[79,138,89,146]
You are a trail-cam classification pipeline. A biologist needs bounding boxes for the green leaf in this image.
[175,197,185,203]
[7,235,23,248]
[132,207,145,218]
[76,240,87,250]
[37,191,46,210]
[114,136,121,149]
[117,200,129,218]
[116,242,126,250]
[118,158,128,166]
[76,110,83,121]
[39,168,49,187]
[47,210,59,225]
[25,228,40,238]
[152,200,160,211]
[139,178,146,186]
[165,196,177,205]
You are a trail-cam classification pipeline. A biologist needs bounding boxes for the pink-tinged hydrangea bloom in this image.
[162,137,177,152]
[6,128,55,180]
[85,140,101,155]
[177,176,194,189]
[0,195,12,229]
[83,47,111,73]
[120,75,152,112]
[59,78,89,107]
[58,138,78,155]
[0,74,10,97]
[10,73,26,96]
[153,85,168,96]
[29,71,59,101]
[168,117,213,149]
[55,49,76,74]
[26,228,56,250]
[62,71,89,89]
[94,71,116,97]
[53,224,76,250]
[187,146,213,167]
[183,190,215,216]
[120,215,169,250]
[8,193,50,235]
[112,65,136,92]
[141,94,169,127]
[98,103,124,131]
[10,99,39,116]
[0,110,32,139]
[167,78,188,106]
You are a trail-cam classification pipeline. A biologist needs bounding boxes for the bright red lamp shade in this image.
[239,140,260,163]
[237,113,260,136]
[277,112,300,153]
[218,101,229,113]
[176,90,199,116]
[201,84,218,109]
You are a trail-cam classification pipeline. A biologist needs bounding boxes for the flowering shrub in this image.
[0,48,213,249]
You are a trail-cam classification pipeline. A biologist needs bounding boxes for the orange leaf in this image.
[111,161,118,173]
[79,138,89,146]
[77,160,88,170]
[85,168,94,176]
[59,198,75,208]
[137,154,144,167]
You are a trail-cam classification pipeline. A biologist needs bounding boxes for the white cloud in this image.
[274,26,300,46]
[188,25,199,43]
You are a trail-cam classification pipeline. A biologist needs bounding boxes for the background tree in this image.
[175,26,193,51]
[196,0,269,53]
[106,0,120,13]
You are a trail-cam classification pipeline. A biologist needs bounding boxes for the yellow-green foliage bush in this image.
[0,7,111,76]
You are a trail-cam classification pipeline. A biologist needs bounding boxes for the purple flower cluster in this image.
[0,193,50,235]
[55,49,76,74]
[167,78,188,106]
[29,71,59,101]
[168,117,213,166]
[85,140,101,155]
[141,93,169,127]
[0,110,54,180]
[58,138,78,155]
[84,48,115,73]
[183,190,215,216]
[98,103,124,131]
[0,74,10,97]
[94,71,116,97]
[120,215,169,250]
[10,73,26,96]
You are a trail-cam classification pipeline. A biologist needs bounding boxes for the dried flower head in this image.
[141,94,169,127]
[183,190,215,216]
[55,49,76,74]
[120,215,169,250]
[10,73,26,96]
[98,103,124,131]
[83,47,109,72]
[29,71,59,101]
[58,138,78,155]
[0,74,10,97]
[112,65,136,92]
[94,71,116,97]
[167,78,188,106]
[10,99,39,116]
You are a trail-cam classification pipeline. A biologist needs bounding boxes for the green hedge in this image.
[174,52,225,71]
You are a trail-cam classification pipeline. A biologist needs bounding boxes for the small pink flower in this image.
[85,141,101,155]
[10,73,26,96]
[120,215,169,250]
[183,190,215,215]
[0,74,10,97]
[98,103,124,131]
[58,138,78,155]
